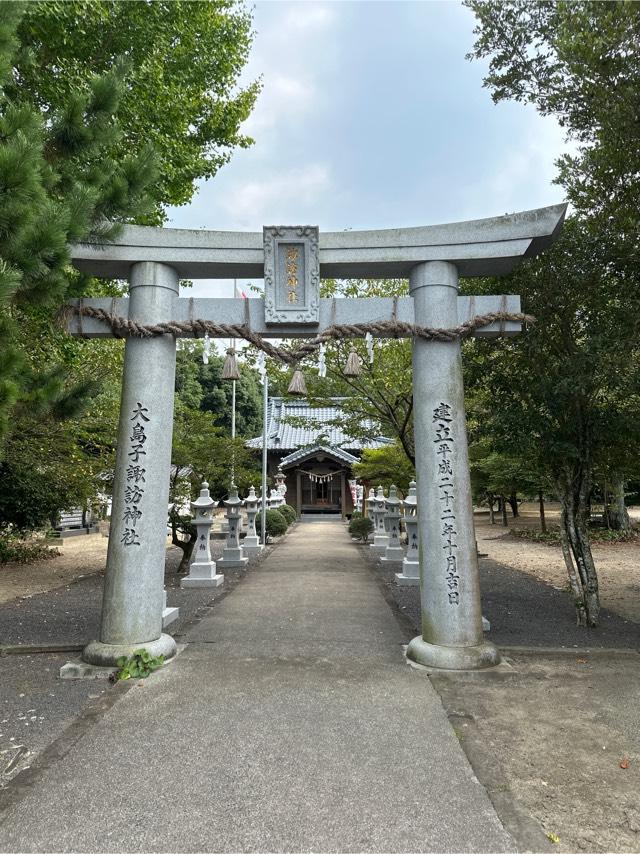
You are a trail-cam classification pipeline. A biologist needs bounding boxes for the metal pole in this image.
[231,377,236,483]
[261,375,268,545]
[231,279,237,484]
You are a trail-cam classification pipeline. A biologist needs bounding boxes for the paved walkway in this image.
[0,520,513,853]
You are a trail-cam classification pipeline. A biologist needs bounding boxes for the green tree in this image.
[465,219,640,626]
[465,1,640,232]
[0,1,157,445]
[352,444,415,494]
[12,0,259,221]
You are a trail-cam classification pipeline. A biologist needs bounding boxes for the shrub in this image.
[259,509,288,540]
[279,504,297,525]
[0,535,60,564]
[349,516,373,542]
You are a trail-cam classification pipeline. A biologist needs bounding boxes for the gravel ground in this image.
[367,550,640,650]
[477,503,640,625]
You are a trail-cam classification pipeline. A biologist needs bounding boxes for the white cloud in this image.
[278,3,336,34]
[221,164,332,229]
[243,72,316,135]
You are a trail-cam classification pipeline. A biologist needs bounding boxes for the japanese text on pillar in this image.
[433,402,459,604]
[122,402,149,546]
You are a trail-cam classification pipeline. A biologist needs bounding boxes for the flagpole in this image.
[261,374,268,545]
[231,279,237,483]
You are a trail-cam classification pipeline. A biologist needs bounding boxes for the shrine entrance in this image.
[65,204,566,672]
[279,445,356,517]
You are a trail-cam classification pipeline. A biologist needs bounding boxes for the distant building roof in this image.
[279,444,359,469]
[246,398,391,452]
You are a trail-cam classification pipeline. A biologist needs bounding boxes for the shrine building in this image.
[246,397,391,517]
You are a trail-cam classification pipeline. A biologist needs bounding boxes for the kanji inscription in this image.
[122,402,149,547]
[433,402,459,605]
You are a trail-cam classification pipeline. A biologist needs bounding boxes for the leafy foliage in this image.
[348,516,373,542]
[278,504,297,525]
[12,0,260,221]
[258,509,288,540]
[114,649,165,681]
[0,535,59,564]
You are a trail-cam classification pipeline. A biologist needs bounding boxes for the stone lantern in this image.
[366,487,375,542]
[395,480,419,586]
[269,487,284,508]
[217,484,248,568]
[370,485,389,552]
[242,485,263,557]
[275,466,287,498]
[181,482,224,588]
[381,484,404,564]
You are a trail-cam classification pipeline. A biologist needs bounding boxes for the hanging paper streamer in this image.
[308,472,335,484]
[202,334,211,365]
[365,331,374,364]
[256,352,266,386]
[317,343,326,378]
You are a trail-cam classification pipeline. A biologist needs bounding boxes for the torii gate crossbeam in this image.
[66,204,566,672]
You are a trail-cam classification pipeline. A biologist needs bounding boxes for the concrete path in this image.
[0,520,514,853]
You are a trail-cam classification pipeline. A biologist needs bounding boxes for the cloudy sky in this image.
[167,0,568,297]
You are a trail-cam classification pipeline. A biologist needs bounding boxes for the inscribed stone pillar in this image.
[408,261,499,670]
[83,262,179,666]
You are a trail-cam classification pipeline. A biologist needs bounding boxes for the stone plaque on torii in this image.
[65,204,566,671]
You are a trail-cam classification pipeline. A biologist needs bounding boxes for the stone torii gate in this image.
[65,204,566,671]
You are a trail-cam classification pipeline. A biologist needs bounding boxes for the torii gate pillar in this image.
[83,261,179,666]
[408,261,496,669]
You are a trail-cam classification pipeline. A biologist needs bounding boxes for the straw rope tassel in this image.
[344,347,362,376]
[222,347,240,380]
[287,369,307,396]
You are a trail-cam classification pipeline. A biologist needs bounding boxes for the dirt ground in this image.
[0,533,109,605]
[476,502,640,626]
[433,652,640,853]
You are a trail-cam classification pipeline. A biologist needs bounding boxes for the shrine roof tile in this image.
[245,398,392,452]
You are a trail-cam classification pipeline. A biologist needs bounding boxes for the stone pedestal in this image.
[395,480,419,586]
[82,262,179,667]
[370,485,388,552]
[381,485,405,564]
[242,485,263,557]
[218,484,248,569]
[162,589,180,627]
[181,482,224,588]
[406,261,499,670]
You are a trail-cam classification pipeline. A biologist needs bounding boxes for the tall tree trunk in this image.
[556,465,600,627]
[508,492,519,518]
[500,495,508,527]
[605,480,631,531]
[538,490,547,533]
[488,493,496,525]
